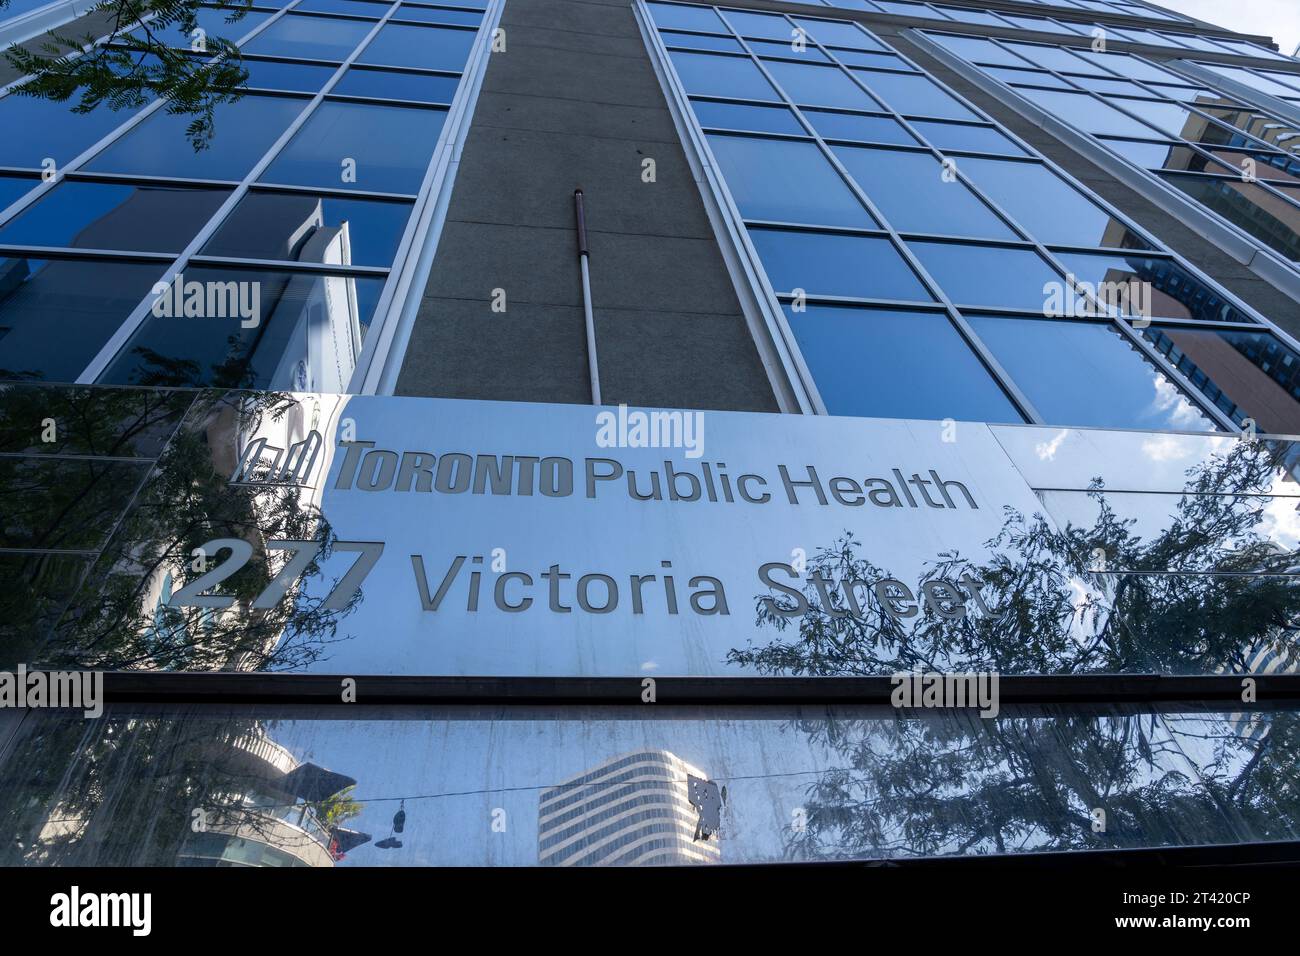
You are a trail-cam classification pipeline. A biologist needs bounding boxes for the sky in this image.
[1152,0,1300,56]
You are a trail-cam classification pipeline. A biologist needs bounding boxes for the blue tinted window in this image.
[792,18,885,51]
[750,227,933,301]
[645,2,726,33]
[927,34,1025,67]
[825,49,910,69]
[691,100,803,134]
[968,315,1217,431]
[851,69,978,120]
[0,96,139,169]
[982,66,1072,90]
[100,267,384,389]
[0,176,38,213]
[1002,43,1101,74]
[911,121,1027,155]
[908,241,1063,309]
[1015,89,1158,138]
[0,258,166,383]
[660,31,743,53]
[261,101,446,194]
[394,5,483,26]
[201,191,413,267]
[707,134,875,228]
[128,6,272,47]
[669,51,777,100]
[762,60,881,110]
[358,23,476,70]
[295,0,390,15]
[805,110,912,144]
[0,182,231,252]
[86,95,307,181]
[749,39,830,62]
[333,68,461,102]
[239,58,337,92]
[722,10,796,41]
[834,146,1017,239]
[957,157,1144,248]
[784,305,1023,422]
[243,14,372,60]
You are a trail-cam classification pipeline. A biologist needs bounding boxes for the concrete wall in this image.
[394,0,779,412]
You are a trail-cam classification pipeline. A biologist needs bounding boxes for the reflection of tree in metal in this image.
[735,439,1300,678]
[41,389,360,672]
[0,712,367,866]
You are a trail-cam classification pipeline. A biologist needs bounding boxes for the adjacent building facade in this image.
[2,0,1300,866]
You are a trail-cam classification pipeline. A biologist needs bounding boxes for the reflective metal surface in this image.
[6,385,1300,678]
[1,701,1296,865]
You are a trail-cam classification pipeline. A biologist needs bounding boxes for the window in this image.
[722,9,796,41]
[707,134,875,228]
[357,23,477,71]
[646,1,726,33]
[0,259,168,382]
[907,242,1063,310]
[99,267,385,390]
[200,191,414,267]
[661,31,744,53]
[749,227,932,301]
[955,157,1143,247]
[760,60,880,110]
[850,69,978,120]
[0,182,231,253]
[691,100,804,135]
[784,305,1023,422]
[239,58,337,92]
[911,121,1027,156]
[969,315,1216,431]
[243,14,373,61]
[333,68,462,103]
[0,96,141,169]
[834,146,1017,240]
[260,101,447,194]
[86,96,308,181]
[669,51,776,100]
[803,110,913,145]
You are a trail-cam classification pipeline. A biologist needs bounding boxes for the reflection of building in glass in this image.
[22,718,368,867]
[177,724,368,867]
[538,750,721,866]
[0,188,361,392]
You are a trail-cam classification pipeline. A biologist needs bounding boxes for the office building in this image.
[1,0,1299,867]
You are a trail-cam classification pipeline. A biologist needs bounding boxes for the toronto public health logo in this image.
[230,430,324,487]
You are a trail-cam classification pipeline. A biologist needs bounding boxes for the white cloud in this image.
[1153,0,1300,56]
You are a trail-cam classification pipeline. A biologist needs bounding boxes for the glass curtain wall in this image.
[0,0,493,391]
[645,2,1300,434]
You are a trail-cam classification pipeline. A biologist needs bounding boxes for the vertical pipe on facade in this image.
[574,189,602,406]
